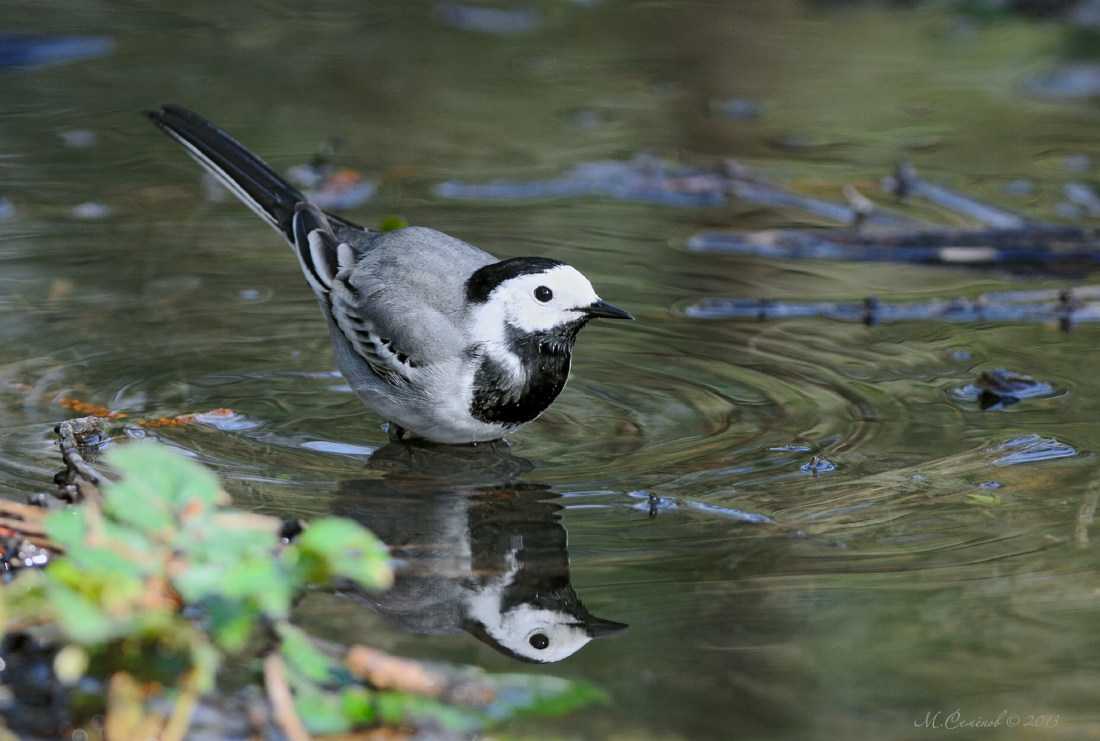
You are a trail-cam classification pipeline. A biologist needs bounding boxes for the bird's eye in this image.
[534,286,553,303]
[529,633,550,650]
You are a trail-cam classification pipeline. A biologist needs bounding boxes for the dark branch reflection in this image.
[329,440,627,663]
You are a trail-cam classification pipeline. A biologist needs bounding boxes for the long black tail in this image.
[143,105,304,237]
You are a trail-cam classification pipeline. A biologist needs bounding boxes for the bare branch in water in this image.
[54,415,108,496]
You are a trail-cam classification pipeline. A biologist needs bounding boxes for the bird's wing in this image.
[340,227,500,373]
[293,210,489,385]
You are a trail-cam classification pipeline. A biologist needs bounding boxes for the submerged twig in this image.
[647,491,661,520]
[345,645,494,706]
[1077,489,1099,547]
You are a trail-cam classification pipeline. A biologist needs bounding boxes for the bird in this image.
[331,441,627,663]
[143,105,633,444]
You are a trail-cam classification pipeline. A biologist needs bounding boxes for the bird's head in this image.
[466,257,633,338]
[465,601,630,663]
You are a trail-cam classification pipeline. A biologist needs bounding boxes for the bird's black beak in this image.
[583,299,634,320]
[581,617,630,639]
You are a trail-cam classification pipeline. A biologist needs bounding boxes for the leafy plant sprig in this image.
[1,440,607,738]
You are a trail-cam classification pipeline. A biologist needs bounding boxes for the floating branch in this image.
[433,154,911,224]
[687,224,1100,265]
[882,161,1029,229]
[686,286,1100,327]
[688,162,1100,266]
[722,160,912,227]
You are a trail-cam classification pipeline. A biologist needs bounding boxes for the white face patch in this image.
[464,549,594,663]
[490,265,600,334]
[490,604,593,663]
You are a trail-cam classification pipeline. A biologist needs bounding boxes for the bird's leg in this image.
[387,422,406,442]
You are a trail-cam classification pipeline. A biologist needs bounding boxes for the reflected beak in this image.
[583,299,634,320]
[581,617,630,639]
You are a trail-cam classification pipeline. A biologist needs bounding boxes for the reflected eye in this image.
[529,633,550,650]
[534,286,553,303]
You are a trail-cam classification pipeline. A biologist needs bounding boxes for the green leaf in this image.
[171,563,223,603]
[43,508,87,549]
[292,684,352,735]
[375,692,483,733]
[340,686,375,725]
[103,442,222,518]
[100,521,158,564]
[296,517,392,590]
[277,621,341,684]
[180,520,275,560]
[46,583,126,644]
[204,598,256,651]
[190,637,222,694]
[62,543,146,580]
[254,575,293,619]
[220,559,282,601]
[100,476,175,533]
[967,493,1003,505]
[95,571,146,615]
[1,568,47,628]
[378,215,409,232]
[485,674,610,722]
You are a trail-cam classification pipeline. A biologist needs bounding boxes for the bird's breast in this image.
[468,340,573,427]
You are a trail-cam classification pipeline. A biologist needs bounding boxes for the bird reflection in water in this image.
[329,440,627,663]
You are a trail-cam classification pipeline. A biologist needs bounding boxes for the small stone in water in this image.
[1062,154,1092,173]
[715,98,760,120]
[437,4,541,33]
[951,368,1054,411]
[1062,182,1100,216]
[59,129,96,148]
[71,202,111,219]
[1022,63,1100,99]
[783,133,812,151]
[1054,202,1083,219]
[572,110,600,130]
[202,172,229,202]
[303,169,375,210]
[802,455,835,478]
[1001,179,1034,197]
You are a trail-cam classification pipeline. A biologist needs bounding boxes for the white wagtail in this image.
[143,105,633,444]
[334,467,628,663]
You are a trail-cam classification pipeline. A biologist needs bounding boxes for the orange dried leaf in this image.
[56,397,125,419]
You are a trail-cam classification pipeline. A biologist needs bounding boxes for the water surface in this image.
[3,1,1100,738]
